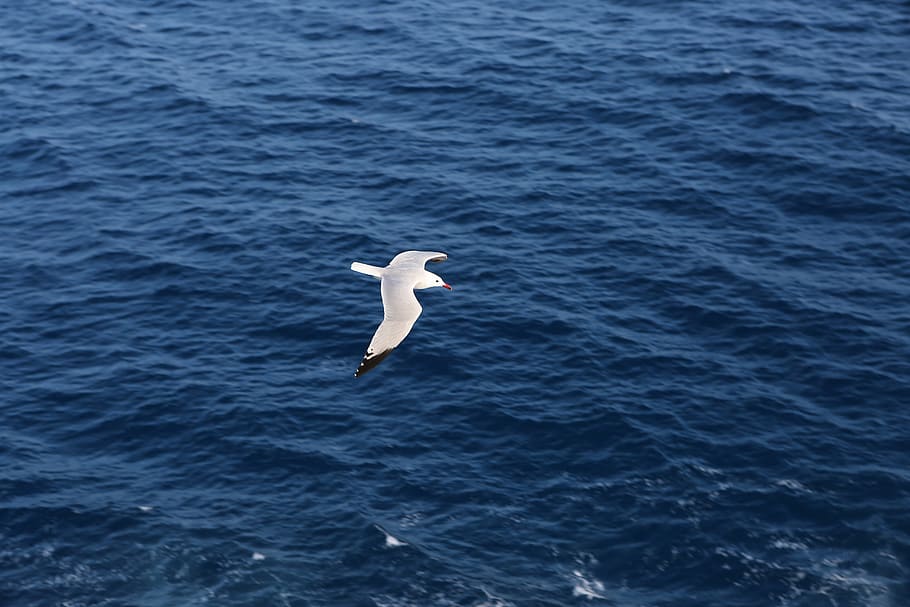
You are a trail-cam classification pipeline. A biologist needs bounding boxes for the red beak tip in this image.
[444,283,452,290]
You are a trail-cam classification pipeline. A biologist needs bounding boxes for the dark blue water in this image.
[2,1,909,605]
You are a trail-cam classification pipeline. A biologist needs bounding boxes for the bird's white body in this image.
[350,251,451,377]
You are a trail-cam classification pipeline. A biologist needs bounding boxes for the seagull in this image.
[350,250,452,377]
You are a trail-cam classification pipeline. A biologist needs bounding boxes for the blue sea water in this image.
[2,0,910,605]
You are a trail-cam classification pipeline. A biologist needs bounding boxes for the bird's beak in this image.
[443,283,452,290]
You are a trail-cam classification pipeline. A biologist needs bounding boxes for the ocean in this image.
[1,1,909,605]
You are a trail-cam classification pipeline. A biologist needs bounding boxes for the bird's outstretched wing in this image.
[388,251,447,269]
[354,276,423,377]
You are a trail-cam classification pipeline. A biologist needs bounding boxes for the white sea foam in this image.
[475,588,514,607]
[775,479,812,493]
[376,525,407,548]
[771,538,808,550]
[252,552,266,560]
[692,462,722,476]
[571,569,607,600]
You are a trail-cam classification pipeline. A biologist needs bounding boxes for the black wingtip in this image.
[353,348,395,377]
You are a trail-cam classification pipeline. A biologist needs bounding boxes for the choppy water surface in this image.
[2,1,909,605]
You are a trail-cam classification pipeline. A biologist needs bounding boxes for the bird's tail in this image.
[351,262,384,279]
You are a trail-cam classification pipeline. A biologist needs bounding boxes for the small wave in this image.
[376,524,407,548]
[770,538,808,551]
[774,479,813,493]
[570,569,607,600]
[0,137,72,180]
[718,15,810,32]
[52,15,133,50]
[717,91,820,123]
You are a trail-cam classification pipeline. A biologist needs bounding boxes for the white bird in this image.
[350,250,452,377]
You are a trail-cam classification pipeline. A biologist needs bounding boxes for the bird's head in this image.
[417,271,452,290]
